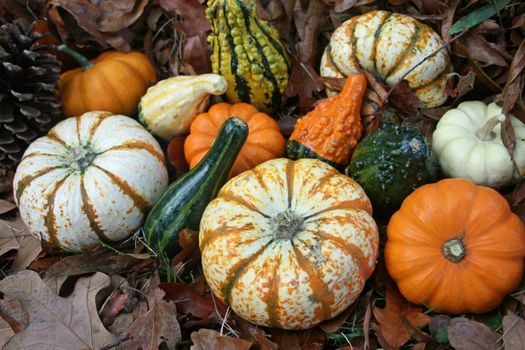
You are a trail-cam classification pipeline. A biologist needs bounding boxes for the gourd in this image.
[385,178,525,314]
[185,102,285,177]
[58,45,156,117]
[320,11,450,108]
[144,118,248,260]
[200,158,379,329]
[138,74,228,140]
[13,111,169,252]
[346,123,437,215]
[207,0,290,113]
[432,101,525,188]
[287,74,366,169]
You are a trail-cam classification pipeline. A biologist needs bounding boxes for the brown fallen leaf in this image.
[159,0,211,37]
[0,215,42,273]
[429,315,451,341]
[190,328,253,350]
[447,317,499,350]
[100,288,132,328]
[161,279,228,322]
[0,270,118,349]
[0,295,28,334]
[503,313,525,350]
[373,284,431,349]
[234,315,278,350]
[461,31,508,67]
[389,80,423,115]
[0,200,16,215]
[122,273,182,350]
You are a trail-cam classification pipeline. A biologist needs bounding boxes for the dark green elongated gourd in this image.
[346,123,438,216]
[143,117,248,259]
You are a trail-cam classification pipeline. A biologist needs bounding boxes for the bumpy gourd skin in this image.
[288,75,366,167]
[207,0,290,113]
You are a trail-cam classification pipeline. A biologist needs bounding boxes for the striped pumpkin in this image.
[200,158,379,329]
[13,111,169,252]
[207,0,290,113]
[320,11,450,108]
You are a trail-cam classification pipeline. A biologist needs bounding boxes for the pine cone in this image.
[0,19,62,180]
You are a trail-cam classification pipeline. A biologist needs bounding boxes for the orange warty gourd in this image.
[385,178,525,314]
[287,74,366,168]
[184,102,285,177]
[58,46,156,117]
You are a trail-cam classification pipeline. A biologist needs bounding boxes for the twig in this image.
[98,335,130,350]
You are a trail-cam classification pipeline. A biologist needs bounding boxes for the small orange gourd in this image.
[287,74,366,169]
[385,178,525,314]
[58,46,156,117]
[184,103,285,177]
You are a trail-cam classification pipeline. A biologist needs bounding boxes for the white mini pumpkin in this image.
[320,10,450,108]
[13,111,169,252]
[432,101,525,188]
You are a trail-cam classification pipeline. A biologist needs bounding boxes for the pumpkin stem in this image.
[56,45,94,70]
[443,237,466,263]
[475,114,505,141]
[271,210,304,240]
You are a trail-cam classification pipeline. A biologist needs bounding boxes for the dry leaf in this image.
[0,215,42,272]
[389,80,424,114]
[159,0,211,37]
[123,274,182,350]
[373,285,431,349]
[447,317,499,350]
[461,32,508,67]
[0,270,118,349]
[0,200,16,215]
[161,280,228,321]
[100,288,131,328]
[502,313,525,350]
[190,328,253,350]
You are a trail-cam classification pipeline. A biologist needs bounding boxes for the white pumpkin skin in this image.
[432,101,525,188]
[320,10,450,108]
[13,111,169,252]
[200,158,379,330]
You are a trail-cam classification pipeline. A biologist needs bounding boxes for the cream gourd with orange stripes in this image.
[320,10,450,108]
[13,111,169,252]
[200,158,379,329]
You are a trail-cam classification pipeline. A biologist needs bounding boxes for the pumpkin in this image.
[58,45,157,117]
[138,74,228,140]
[287,74,366,169]
[144,118,249,260]
[346,123,438,216]
[385,178,525,314]
[320,11,450,108]
[207,0,290,113]
[200,158,379,329]
[13,111,169,252]
[185,102,285,177]
[432,101,525,188]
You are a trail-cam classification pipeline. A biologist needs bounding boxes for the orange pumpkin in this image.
[184,102,285,177]
[385,178,525,314]
[58,46,156,117]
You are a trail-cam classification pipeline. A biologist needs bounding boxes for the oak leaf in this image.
[190,328,253,350]
[447,317,499,350]
[372,285,430,349]
[0,270,118,349]
[0,215,42,272]
[502,313,525,350]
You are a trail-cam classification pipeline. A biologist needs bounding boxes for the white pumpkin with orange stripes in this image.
[199,158,379,330]
[13,111,169,252]
[320,10,450,108]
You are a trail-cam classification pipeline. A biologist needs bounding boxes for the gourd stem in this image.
[443,237,466,263]
[475,114,505,141]
[56,45,94,70]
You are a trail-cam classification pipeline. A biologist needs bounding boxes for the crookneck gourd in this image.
[13,111,169,252]
[200,158,379,329]
[206,0,290,113]
[287,74,366,169]
[320,11,451,108]
[386,178,525,314]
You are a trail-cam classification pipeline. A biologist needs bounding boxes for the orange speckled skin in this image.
[59,51,157,117]
[289,75,366,165]
[185,102,285,177]
[386,178,525,314]
[200,158,379,329]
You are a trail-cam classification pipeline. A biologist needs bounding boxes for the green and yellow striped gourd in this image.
[207,0,290,114]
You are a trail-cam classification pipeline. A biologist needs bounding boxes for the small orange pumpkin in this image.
[58,46,156,117]
[385,178,525,314]
[184,102,285,177]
